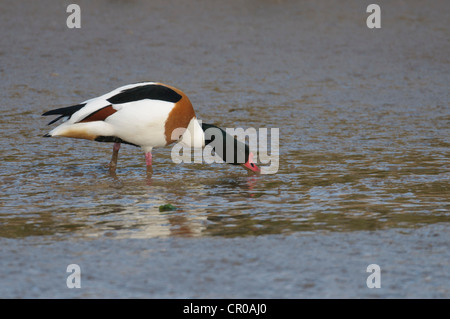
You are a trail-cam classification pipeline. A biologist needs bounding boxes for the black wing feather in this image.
[42,103,86,125]
[107,84,182,104]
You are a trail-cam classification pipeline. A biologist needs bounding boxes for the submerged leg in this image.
[145,151,153,177]
[108,142,121,173]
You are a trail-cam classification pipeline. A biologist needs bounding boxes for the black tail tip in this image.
[43,133,51,137]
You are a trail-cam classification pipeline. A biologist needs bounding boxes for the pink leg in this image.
[108,142,121,173]
[145,151,153,176]
[145,152,152,166]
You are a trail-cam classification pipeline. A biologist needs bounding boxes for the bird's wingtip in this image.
[43,133,51,137]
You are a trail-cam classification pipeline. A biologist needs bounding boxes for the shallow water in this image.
[0,0,448,298]
[0,0,450,298]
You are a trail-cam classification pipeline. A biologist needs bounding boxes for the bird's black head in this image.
[202,123,261,174]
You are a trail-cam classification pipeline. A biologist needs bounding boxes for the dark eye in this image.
[250,163,255,167]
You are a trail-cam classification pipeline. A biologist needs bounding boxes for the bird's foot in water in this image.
[104,162,118,176]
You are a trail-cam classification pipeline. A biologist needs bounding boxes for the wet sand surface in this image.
[0,0,449,298]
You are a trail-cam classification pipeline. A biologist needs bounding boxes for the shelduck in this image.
[42,82,260,175]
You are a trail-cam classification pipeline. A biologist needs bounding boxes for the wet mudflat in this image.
[0,0,449,298]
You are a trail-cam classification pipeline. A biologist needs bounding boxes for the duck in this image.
[42,82,261,175]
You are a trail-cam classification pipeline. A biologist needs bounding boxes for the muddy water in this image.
[0,0,449,297]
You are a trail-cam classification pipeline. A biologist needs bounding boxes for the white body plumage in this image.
[44,82,205,153]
